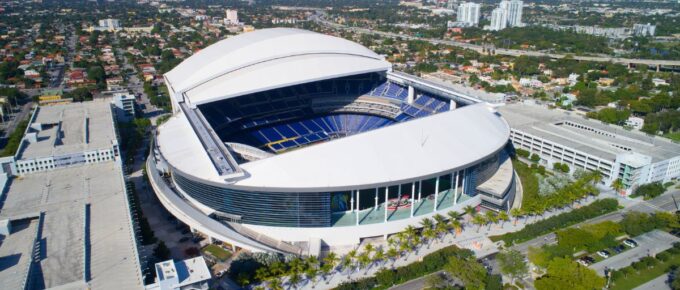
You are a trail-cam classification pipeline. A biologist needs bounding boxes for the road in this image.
[590,230,680,275]
[310,12,680,68]
[0,103,33,139]
[512,190,680,255]
[633,274,670,290]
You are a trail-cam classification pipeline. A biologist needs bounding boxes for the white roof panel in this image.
[157,103,510,191]
[165,28,390,105]
[185,54,390,105]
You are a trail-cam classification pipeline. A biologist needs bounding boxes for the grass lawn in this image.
[663,132,680,142]
[203,244,232,261]
[512,159,539,208]
[609,254,680,290]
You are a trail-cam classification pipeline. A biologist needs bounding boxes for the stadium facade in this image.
[148,28,517,254]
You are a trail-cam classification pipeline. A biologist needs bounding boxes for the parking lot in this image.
[590,230,680,275]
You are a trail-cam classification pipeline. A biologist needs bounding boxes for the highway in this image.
[311,12,680,68]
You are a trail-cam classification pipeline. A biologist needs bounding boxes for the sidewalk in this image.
[288,195,614,290]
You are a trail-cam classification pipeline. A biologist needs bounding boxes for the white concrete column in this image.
[434,176,440,211]
[461,170,466,196]
[410,183,415,217]
[449,99,457,111]
[374,188,378,209]
[356,190,360,225]
[454,171,460,205]
[418,181,422,202]
[384,187,389,222]
[407,86,415,104]
[350,193,354,212]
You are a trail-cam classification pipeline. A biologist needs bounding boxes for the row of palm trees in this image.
[253,207,520,289]
[252,171,605,290]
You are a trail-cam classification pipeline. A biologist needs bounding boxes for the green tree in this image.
[510,208,523,226]
[498,211,510,227]
[534,258,605,290]
[497,250,528,285]
[472,215,487,232]
[611,178,625,193]
[444,256,487,290]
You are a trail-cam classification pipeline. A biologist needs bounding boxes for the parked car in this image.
[597,250,610,258]
[584,256,596,264]
[577,257,590,266]
[612,245,625,254]
[623,239,638,248]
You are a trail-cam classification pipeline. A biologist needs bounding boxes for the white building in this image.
[633,23,656,37]
[98,18,121,31]
[11,100,120,175]
[489,7,508,31]
[625,116,645,130]
[225,9,239,25]
[146,257,211,290]
[500,0,523,27]
[150,28,516,254]
[113,92,136,121]
[500,104,680,195]
[457,2,481,27]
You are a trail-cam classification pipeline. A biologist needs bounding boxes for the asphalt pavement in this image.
[590,230,680,275]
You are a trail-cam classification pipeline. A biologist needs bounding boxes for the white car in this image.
[623,239,638,248]
[597,250,610,258]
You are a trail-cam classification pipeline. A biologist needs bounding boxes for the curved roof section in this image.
[157,103,510,191]
[165,28,391,105]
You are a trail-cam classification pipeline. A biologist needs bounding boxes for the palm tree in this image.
[363,243,374,256]
[463,205,477,217]
[472,214,486,232]
[450,219,462,238]
[485,211,498,229]
[510,208,522,226]
[611,178,624,194]
[323,252,339,273]
[386,247,399,268]
[420,217,433,230]
[422,227,436,249]
[255,267,270,284]
[288,269,302,289]
[305,265,319,288]
[347,249,357,261]
[319,263,333,284]
[404,225,417,243]
[373,247,385,269]
[447,210,461,221]
[357,252,371,274]
[340,255,353,277]
[435,220,449,242]
[498,210,510,227]
[268,277,284,290]
[433,213,446,225]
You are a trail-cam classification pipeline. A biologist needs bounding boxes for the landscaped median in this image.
[334,245,499,290]
[489,198,619,245]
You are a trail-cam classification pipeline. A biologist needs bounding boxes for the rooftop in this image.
[149,257,211,290]
[164,28,391,106]
[498,104,680,162]
[0,162,143,289]
[17,99,117,160]
[0,219,39,290]
[158,103,510,191]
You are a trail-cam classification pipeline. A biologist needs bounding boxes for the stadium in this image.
[148,28,517,255]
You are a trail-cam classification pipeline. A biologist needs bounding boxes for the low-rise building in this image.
[499,103,680,195]
[145,257,211,290]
